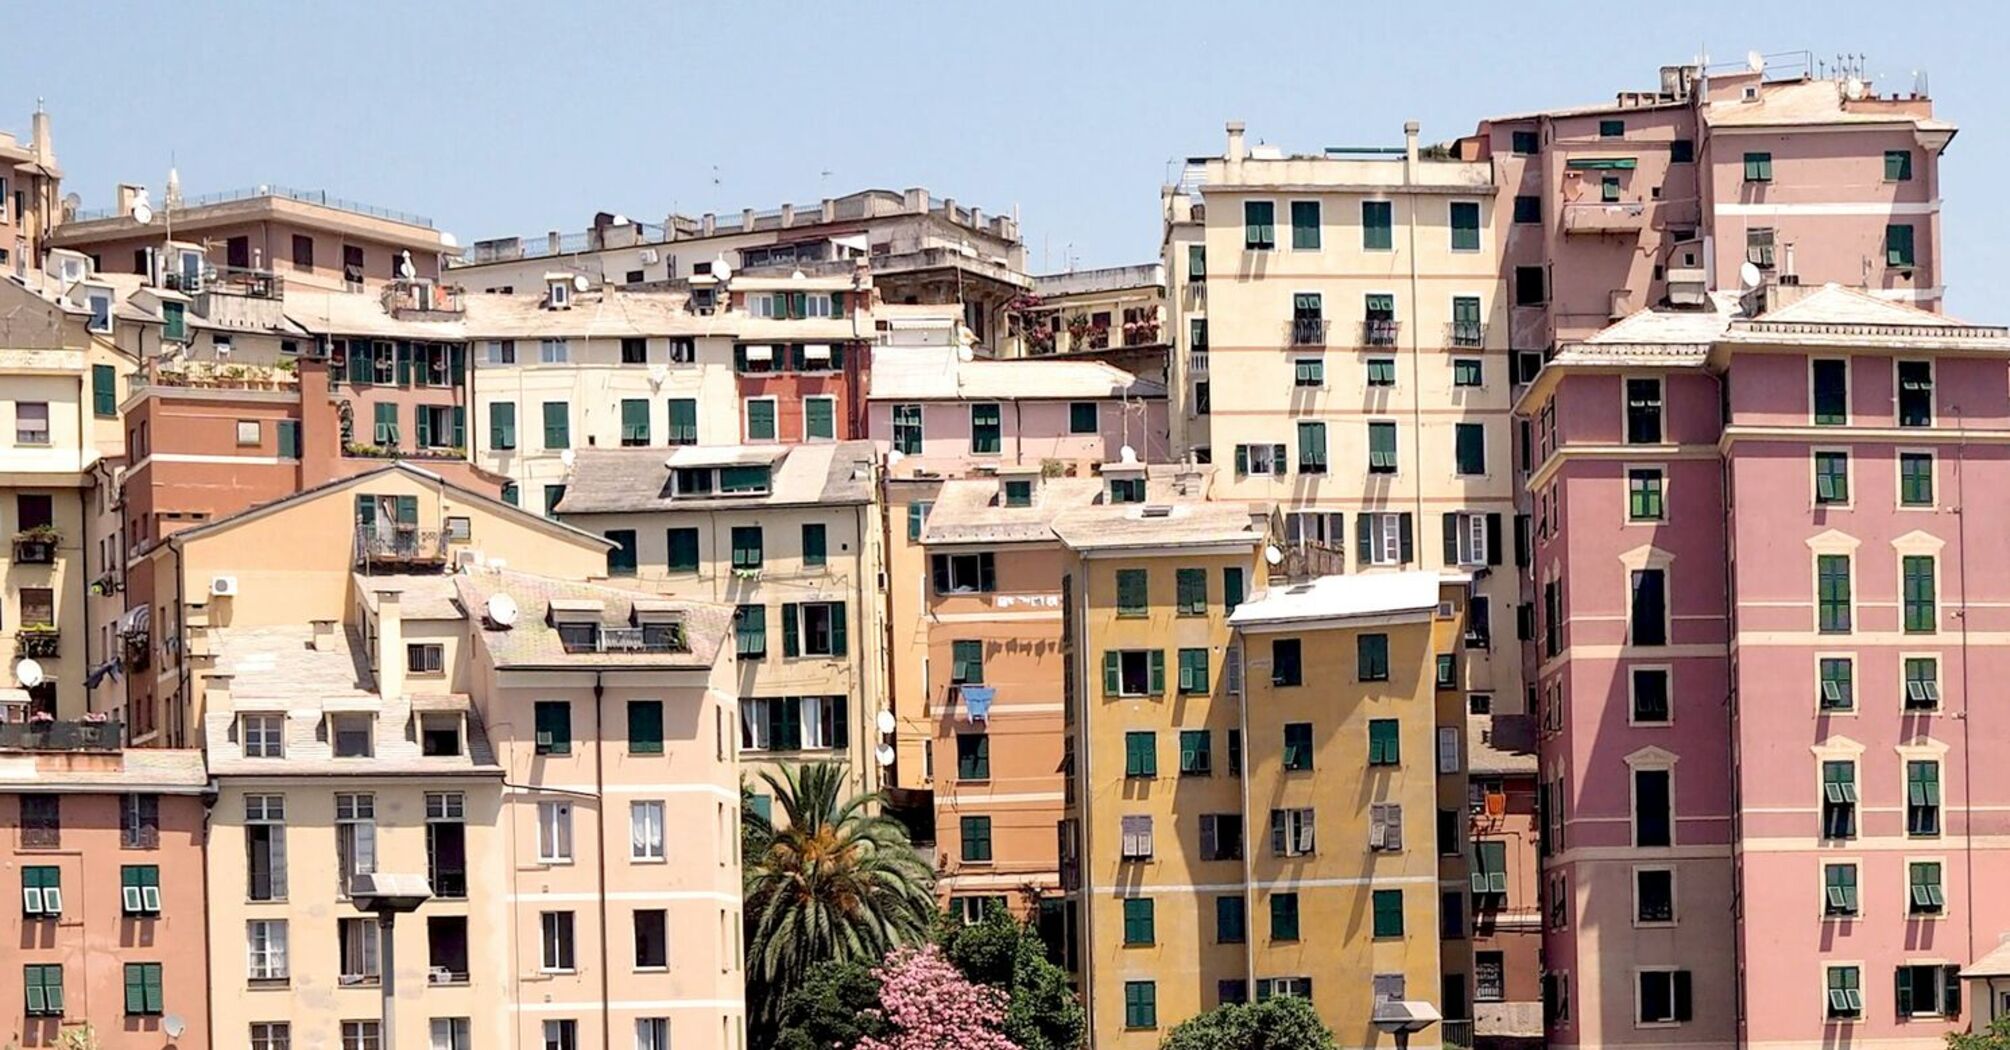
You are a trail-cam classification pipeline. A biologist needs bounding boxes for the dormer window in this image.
[1109,478,1146,504]
[1002,480,1033,508]
[420,713,464,757]
[633,605,689,653]
[241,713,285,758]
[331,714,374,758]
[549,599,604,653]
[670,465,772,498]
[85,286,113,333]
[547,280,571,309]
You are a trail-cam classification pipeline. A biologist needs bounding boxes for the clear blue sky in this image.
[9,1,2002,313]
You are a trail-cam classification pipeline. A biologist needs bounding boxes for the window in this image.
[337,915,382,986]
[745,399,777,442]
[344,1022,383,1050]
[633,909,668,968]
[1120,814,1154,859]
[1887,224,1916,267]
[1635,868,1674,923]
[1905,656,1940,710]
[21,865,61,917]
[1455,423,1486,475]
[1896,964,1960,1018]
[783,601,848,657]
[542,1021,576,1050]
[1296,421,1327,474]
[1822,760,1858,839]
[542,402,569,449]
[1450,201,1481,251]
[658,399,697,447]
[114,793,158,850]
[1895,361,1933,427]
[891,404,923,454]
[1632,668,1670,723]
[1599,118,1625,138]
[434,1019,473,1050]
[1885,149,1914,181]
[1296,357,1326,387]
[1124,732,1157,778]
[1815,451,1850,504]
[1512,194,1541,224]
[1273,638,1303,686]
[1188,243,1207,281]
[335,794,377,896]
[1270,808,1315,857]
[1744,151,1773,182]
[1437,655,1457,690]
[630,801,666,861]
[799,523,829,569]
[1369,803,1404,852]
[1637,969,1692,1025]
[538,800,574,862]
[1368,420,1398,473]
[1818,657,1854,712]
[1177,648,1210,696]
[970,403,1002,454]
[1908,760,1941,836]
[1600,175,1621,203]
[122,864,162,915]
[1122,898,1155,945]
[247,918,290,982]
[1669,138,1694,163]
[1634,768,1672,847]
[961,815,993,862]
[1812,554,1853,633]
[1903,555,1936,633]
[1629,468,1665,521]
[1179,730,1215,778]
[1112,568,1149,617]
[426,794,468,899]
[1107,476,1143,503]
[124,963,164,1015]
[1216,895,1246,943]
[956,733,990,780]
[245,795,287,900]
[15,401,50,445]
[1900,452,1934,506]
[731,526,764,570]
[1068,402,1099,434]
[1290,201,1321,250]
[1244,201,1276,250]
[543,485,565,517]
[1824,862,1859,918]
[1908,860,1947,917]
[1515,265,1546,306]
[252,1023,291,1050]
[1270,892,1301,941]
[1512,129,1539,154]
[540,338,570,364]
[1470,840,1507,899]
[1367,718,1400,764]
[534,701,572,755]
[931,552,996,593]
[1233,442,1282,476]
[1361,200,1393,251]
[1630,569,1667,646]
[1282,723,1313,771]
[1625,378,1663,444]
[804,396,836,441]
[735,605,766,658]
[540,911,577,971]
[1125,981,1158,1029]
[1361,890,1401,937]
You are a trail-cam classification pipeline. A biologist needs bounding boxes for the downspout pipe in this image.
[593,670,612,1050]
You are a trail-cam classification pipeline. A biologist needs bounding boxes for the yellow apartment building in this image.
[1171,121,1523,722]
[1058,498,1267,1047]
[552,441,885,806]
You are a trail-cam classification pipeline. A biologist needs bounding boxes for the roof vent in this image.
[1140,504,1174,518]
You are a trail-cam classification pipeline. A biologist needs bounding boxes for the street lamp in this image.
[1371,996,1442,1050]
[350,873,434,1050]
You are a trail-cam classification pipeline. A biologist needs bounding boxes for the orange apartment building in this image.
[1464,713,1543,1050]
[0,710,208,1049]
[2,106,61,275]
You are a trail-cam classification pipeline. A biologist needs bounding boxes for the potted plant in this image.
[12,524,60,564]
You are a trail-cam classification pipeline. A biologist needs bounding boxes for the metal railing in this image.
[1289,318,1329,346]
[0,719,124,752]
[1363,319,1402,346]
[206,265,285,300]
[1441,1019,1474,1048]
[355,526,446,564]
[76,185,434,228]
[559,624,690,655]
[1449,321,1487,348]
[14,629,60,659]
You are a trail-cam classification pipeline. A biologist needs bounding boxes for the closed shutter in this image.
[829,603,847,655]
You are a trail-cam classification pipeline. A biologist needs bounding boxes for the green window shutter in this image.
[1744,152,1772,181]
[735,605,766,657]
[667,399,698,444]
[1290,201,1321,249]
[491,402,517,450]
[1886,150,1913,181]
[1149,650,1166,695]
[1903,555,1936,633]
[1179,729,1210,773]
[372,402,397,445]
[806,398,835,440]
[829,603,847,655]
[1178,648,1209,694]
[449,343,466,386]
[1224,567,1245,612]
[394,495,417,524]
[1271,892,1300,940]
[1362,201,1393,251]
[953,640,985,685]
[277,420,299,459]
[746,400,777,441]
[1116,568,1148,616]
[534,701,572,754]
[1368,719,1400,764]
[395,341,412,386]
[666,528,700,572]
[621,399,650,445]
[348,342,370,384]
[451,406,465,448]
[801,524,827,566]
[1126,732,1157,777]
[543,402,569,449]
[1371,889,1404,937]
[501,482,519,507]
[782,603,800,657]
[1103,651,1122,696]
[1450,201,1481,251]
[628,701,664,753]
[92,364,117,416]
[1188,243,1207,279]
[1244,201,1275,249]
[1887,224,1916,267]
[1176,568,1207,614]
[415,405,432,447]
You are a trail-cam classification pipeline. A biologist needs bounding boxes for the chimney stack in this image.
[31,105,54,169]
[310,619,336,652]
[1225,121,1247,164]
[1404,121,1420,181]
[374,590,404,700]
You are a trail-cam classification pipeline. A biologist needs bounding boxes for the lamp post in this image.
[350,873,434,1050]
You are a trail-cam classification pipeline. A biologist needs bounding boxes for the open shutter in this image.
[931,556,950,594]
[781,604,800,657]
[1149,651,1166,695]
[449,344,466,385]
[1385,805,1402,851]
[395,341,412,385]
[1487,513,1504,566]
[1298,810,1316,854]
[1103,652,1121,696]
[1945,966,1963,1019]
[1270,811,1286,855]
[1272,444,1287,474]
[416,406,432,447]
[1200,816,1218,858]
[1234,445,1249,475]
[1442,513,1458,565]
[829,603,847,656]
[1895,968,1913,1018]
[1357,514,1373,564]
[1399,513,1415,564]
[452,406,466,448]
[1672,972,1692,1021]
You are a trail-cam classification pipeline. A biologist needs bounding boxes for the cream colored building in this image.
[552,441,886,806]
[1173,120,1522,715]
[1005,264,1167,360]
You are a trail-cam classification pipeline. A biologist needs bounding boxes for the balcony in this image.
[383,280,466,319]
[1441,1019,1473,1049]
[355,526,448,568]
[1121,319,1162,347]
[12,528,59,564]
[1288,318,1329,346]
[206,265,286,300]
[1362,319,1401,347]
[0,718,123,752]
[1189,350,1209,376]
[14,628,60,659]
[1065,320,1111,351]
[556,623,690,655]
[140,360,298,392]
[1448,322,1487,349]
[1563,201,1649,235]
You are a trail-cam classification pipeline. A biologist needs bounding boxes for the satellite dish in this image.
[560,448,576,468]
[1119,445,1137,464]
[15,659,45,688]
[956,344,975,362]
[648,364,669,387]
[790,269,807,281]
[131,202,153,226]
[485,593,520,627]
[398,250,416,280]
[874,744,896,766]
[1263,545,1284,566]
[1746,50,1765,74]
[1843,77,1867,101]
[711,254,733,280]
[1739,261,1763,289]
[886,449,905,468]
[876,710,896,735]
[163,1014,187,1039]
[572,274,592,293]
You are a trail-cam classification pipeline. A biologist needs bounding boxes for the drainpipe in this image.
[593,670,612,1050]
[79,484,94,710]
[1406,151,1426,532]
[1711,370,1745,1021]
[1235,622,1256,994]
[1954,404,1976,971]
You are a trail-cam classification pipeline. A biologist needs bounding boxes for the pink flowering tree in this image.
[857,944,1022,1050]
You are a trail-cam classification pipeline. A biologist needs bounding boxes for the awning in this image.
[745,345,773,362]
[409,694,471,713]
[960,686,995,723]
[802,344,831,360]
[1565,157,1639,170]
[117,606,151,633]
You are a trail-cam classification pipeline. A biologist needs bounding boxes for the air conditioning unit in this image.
[210,576,240,597]
[639,248,660,265]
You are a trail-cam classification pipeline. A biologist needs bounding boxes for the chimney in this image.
[30,105,54,169]
[310,619,337,652]
[969,206,984,230]
[741,208,755,230]
[702,213,716,237]
[201,673,234,718]
[1225,121,1247,163]
[1404,121,1421,182]
[662,213,678,242]
[116,183,143,218]
[546,230,562,255]
[294,358,339,487]
[374,589,404,700]
[821,198,836,223]
[904,188,930,215]
[780,203,795,226]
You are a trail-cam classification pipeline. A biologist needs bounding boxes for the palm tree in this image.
[744,761,935,1023]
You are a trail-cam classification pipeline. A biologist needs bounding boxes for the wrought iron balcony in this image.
[15,628,60,658]
[1288,318,1329,346]
[355,526,447,567]
[1363,319,1402,347]
[1449,321,1487,349]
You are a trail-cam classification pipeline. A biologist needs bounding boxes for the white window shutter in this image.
[1438,727,1461,774]
[124,885,143,913]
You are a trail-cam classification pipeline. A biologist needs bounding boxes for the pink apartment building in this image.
[1522,284,2010,1048]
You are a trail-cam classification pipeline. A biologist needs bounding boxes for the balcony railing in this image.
[1189,350,1209,376]
[1362,319,1402,347]
[557,624,690,655]
[1289,318,1329,346]
[12,530,59,564]
[206,265,286,300]
[0,718,123,752]
[383,280,466,318]
[14,628,60,659]
[355,526,447,566]
[1449,321,1487,349]
[1441,1019,1473,1049]
[1121,321,1162,347]
[1562,201,1649,235]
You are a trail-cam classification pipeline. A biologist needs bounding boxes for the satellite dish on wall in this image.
[876,710,896,735]
[398,250,416,280]
[1843,77,1867,101]
[131,202,153,226]
[560,448,577,468]
[485,593,520,627]
[1264,545,1284,566]
[1739,261,1764,289]
[1119,445,1138,464]
[886,449,905,468]
[572,274,592,293]
[1746,50,1766,74]
[874,744,896,766]
[163,1014,188,1039]
[15,659,45,688]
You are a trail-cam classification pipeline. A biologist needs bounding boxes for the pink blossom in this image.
[856,944,1021,1050]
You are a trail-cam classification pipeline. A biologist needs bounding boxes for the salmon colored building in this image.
[0,720,208,1050]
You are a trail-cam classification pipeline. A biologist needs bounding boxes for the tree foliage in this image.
[1949,1017,2010,1050]
[939,902,1085,1050]
[1159,995,1338,1050]
[773,959,888,1050]
[857,944,1021,1050]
